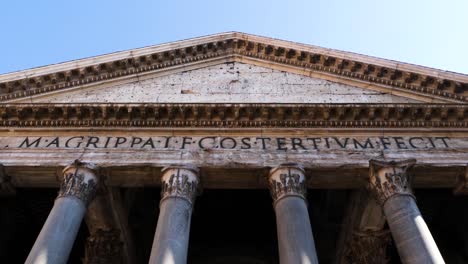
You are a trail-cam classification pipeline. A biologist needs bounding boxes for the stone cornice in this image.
[0,103,466,128]
[0,32,467,103]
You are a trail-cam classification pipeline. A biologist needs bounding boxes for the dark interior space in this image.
[188,189,278,263]
[0,188,88,264]
[1,187,467,263]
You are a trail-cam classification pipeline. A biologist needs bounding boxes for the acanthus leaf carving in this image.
[268,165,307,203]
[369,159,416,205]
[161,168,199,205]
[58,162,99,207]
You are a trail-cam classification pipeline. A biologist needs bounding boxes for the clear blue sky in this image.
[1,0,467,74]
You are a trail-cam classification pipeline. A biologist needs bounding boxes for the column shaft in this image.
[26,198,86,264]
[148,166,200,264]
[149,198,193,264]
[384,195,444,263]
[26,162,98,264]
[275,196,318,264]
[369,159,444,264]
[268,164,319,264]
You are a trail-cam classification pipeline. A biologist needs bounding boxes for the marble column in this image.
[26,161,99,264]
[149,165,200,264]
[369,159,445,264]
[267,164,319,264]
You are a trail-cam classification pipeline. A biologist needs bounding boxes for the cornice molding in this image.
[0,33,467,103]
[0,103,466,128]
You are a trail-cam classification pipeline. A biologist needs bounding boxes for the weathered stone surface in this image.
[14,63,420,104]
[384,196,444,264]
[85,188,136,264]
[0,135,465,168]
[149,166,200,264]
[25,162,99,264]
[1,32,467,263]
[268,164,319,264]
[25,197,87,264]
[369,160,445,264]
[1,32,466,103]
[336,191,389,264]
[344,230,391,264]
[83,229,123,264]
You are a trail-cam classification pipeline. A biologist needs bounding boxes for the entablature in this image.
[0,103,466,129]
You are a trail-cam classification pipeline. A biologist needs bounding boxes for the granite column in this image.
[26,161,99,264]
[267,164,319,264]
[369,159,444,264]
[149,165,200,264]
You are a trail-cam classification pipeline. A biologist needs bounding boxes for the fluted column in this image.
[369,159,444,264]
[149,165,200,264]
[267,164,319,264]
[26,161,99,264]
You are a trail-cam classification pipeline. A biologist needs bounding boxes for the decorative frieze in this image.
[0,34,466,102]
[0,103,466,128]
[58,161,99,206]
[368,159,416,205]
[268,164,307,203]
[160,166,200,205]
[345,230,392,264]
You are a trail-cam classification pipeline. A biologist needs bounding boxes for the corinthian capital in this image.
[268,163,307,203]
[58,161,99,207]
[369,159,416,205]
[160,165,200,205]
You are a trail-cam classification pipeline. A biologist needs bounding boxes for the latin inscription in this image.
[4,136,453,151]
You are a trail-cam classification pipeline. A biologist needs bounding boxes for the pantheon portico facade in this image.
[0,32,467,263]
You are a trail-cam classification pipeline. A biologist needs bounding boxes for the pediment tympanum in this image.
[1,32,467,104]
[8,62,420,104]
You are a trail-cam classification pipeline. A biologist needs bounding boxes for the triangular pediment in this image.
[1,32,467,104]
[8,62,422,104]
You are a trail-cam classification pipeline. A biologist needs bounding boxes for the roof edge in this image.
[1,31,467,82]
[0,32,467,103]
